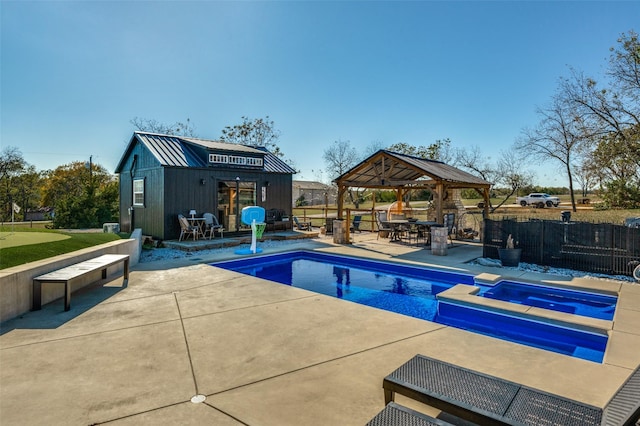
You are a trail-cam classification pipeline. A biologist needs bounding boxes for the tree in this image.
[387,138,454,162]
[323,140,363,207]
[571,156,598,198]
[0,146,28,221]
[323,140,359,179]
[588,126,640,208]
[455,145,497,183]
[516,91,588,211]
[131,117,197,137]
[42,161,118,228]
[220,116,283,156]
[12,166,42,220]
[363,140,386,158]
[560,31,640,206]
[491,150,533,211]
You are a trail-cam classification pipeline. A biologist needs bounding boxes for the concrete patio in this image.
[1,233,639,425]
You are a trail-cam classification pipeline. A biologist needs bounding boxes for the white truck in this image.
[516,193,560,208]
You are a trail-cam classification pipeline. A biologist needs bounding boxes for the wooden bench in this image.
[33,254,129,311]
[381,354,640,426]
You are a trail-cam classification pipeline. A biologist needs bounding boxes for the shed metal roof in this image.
[137,133,207,168]
[253,146,298,174]
[115,131,296,174]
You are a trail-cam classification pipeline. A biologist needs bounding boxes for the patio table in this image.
[386,220,409,242]
[187,217,206,239]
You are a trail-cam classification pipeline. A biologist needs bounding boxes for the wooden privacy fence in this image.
[483,218,640,276]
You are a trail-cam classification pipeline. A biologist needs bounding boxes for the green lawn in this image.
[0,226,123,269]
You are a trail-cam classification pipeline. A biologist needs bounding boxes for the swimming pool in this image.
[213,251,611,362]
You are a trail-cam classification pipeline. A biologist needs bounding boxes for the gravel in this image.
[140,240,638,284]
[139,240,304,263]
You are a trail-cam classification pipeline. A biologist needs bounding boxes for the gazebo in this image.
[333,150,492,225]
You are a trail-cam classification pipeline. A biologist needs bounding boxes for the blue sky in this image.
[2,1,638,187]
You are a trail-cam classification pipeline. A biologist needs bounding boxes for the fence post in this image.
[539,220,545,264]
[609,223,615,274]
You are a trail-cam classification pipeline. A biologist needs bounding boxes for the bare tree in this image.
[569,142,599,200]
[491,149,533,211]
[455,145,496,183]
[220,116,282,156]
[323,140,363,207]
[516,90,589,211]
[559,31,640,206]
[323,140,359,179]
[363,139,386,158]
[130,117,197,137]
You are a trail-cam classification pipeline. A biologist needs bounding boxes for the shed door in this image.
[217,181,257,232]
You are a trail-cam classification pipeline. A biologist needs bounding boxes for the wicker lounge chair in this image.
[366,402,453,426]
[379,354,640,426]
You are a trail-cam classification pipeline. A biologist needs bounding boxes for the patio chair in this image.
[404,223,421,246]
[202,212,224,239]
[376,211,392,240]
[350,215,362,233]
[293,216,312,230]
[178,214,199,241]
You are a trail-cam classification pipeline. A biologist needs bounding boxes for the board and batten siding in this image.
[162,168,293,240]
[118,142,165,237]
[260,173,293,213]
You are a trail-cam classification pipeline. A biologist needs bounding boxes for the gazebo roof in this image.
[333,150,492,189]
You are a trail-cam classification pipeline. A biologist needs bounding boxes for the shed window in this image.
[245,157,263,166]
[228,156,246,165]
[133,178,145,206]
[209,154,228,164]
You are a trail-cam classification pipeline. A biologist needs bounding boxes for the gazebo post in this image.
[483,187,490,217]
[337,184,346,219]
[435,183,444,224]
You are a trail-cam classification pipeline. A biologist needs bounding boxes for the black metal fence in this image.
[483,218,640,276]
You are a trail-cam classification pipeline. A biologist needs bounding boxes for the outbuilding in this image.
[115,131,296,240]
[333,149,492,227]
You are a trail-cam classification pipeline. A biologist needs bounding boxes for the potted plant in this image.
[498,234,522,267]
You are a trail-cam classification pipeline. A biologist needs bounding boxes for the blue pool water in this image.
[478,281,616,321]
[213,251,611,362]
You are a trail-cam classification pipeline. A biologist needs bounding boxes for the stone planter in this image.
[498,248,522,267]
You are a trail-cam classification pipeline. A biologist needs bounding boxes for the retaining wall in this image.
[0,229,142,323]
